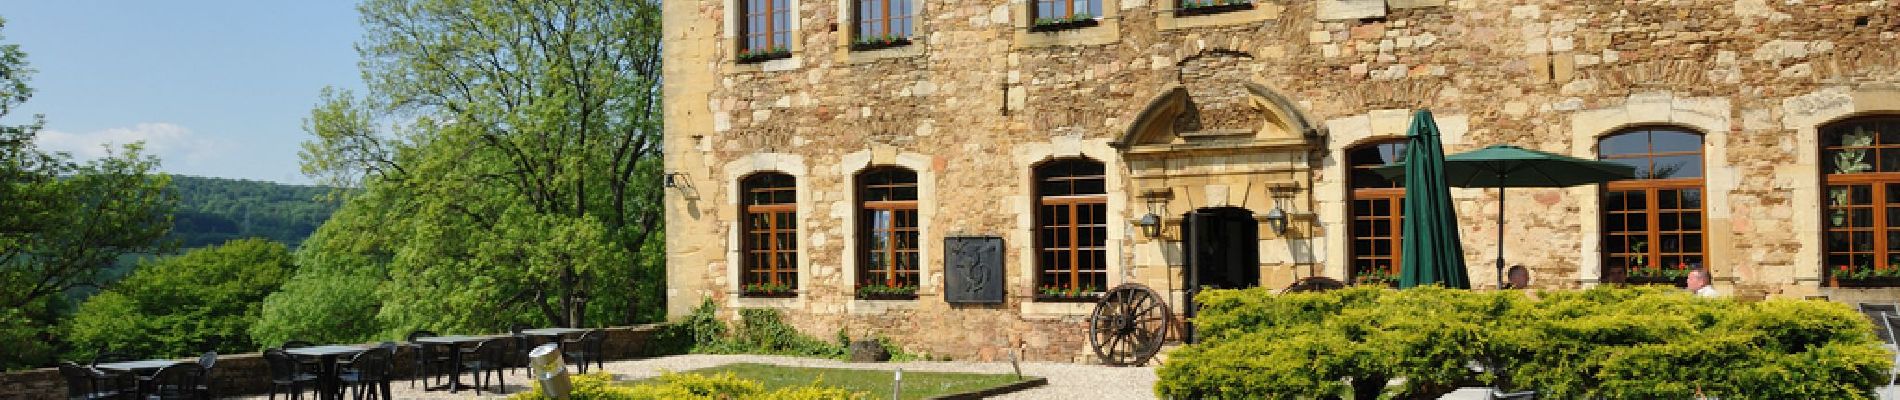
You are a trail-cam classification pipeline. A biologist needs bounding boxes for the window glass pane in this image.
[1599,133,1648,157]
[1649,155,1701,178]
[1648,130,1701,153]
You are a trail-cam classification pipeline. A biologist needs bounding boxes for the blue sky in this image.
[4,1,366,184]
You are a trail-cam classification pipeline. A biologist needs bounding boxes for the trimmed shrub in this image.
[510,372,862,400]
[1157,286,1893,400]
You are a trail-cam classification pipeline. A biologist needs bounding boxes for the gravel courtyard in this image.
[241,354,1159,399]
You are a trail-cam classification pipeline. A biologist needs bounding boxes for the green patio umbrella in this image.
[1388,109,1470,289]
[1378,143,1636,289]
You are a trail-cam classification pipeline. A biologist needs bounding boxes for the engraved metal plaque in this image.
[944,236,1004,304]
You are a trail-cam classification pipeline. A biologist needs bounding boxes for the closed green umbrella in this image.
[1378,143,1636,289]
[1389,109,1469,289]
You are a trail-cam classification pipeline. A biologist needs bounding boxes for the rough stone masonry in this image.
[662,0,1900,362]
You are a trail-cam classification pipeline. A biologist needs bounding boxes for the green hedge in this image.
[510,372,862,400]
[1156,286,1893,400]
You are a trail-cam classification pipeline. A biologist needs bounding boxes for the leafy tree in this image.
[63,238,294,358]
[294,0,664,336]
[0,16,176,369]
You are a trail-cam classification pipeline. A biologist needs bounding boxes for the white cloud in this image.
[36,122,231,164]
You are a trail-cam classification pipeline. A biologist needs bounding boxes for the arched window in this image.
[1347,141,1406,286]
[742,172,797,296]
[1822,117,1900,287]
[1034,158,1107,300]
[857,167,919,299]
[1598,127,1705,284]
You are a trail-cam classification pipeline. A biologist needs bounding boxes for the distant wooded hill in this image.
[168,175,341,249]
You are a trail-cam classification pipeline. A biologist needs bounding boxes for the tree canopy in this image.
[0,16,176,370]
[64,238,295,358]
[271,0,665,341]
[167,176,341,249]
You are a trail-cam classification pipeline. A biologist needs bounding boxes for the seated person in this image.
[1503,265,1530,289]
[1686,268,1720,298]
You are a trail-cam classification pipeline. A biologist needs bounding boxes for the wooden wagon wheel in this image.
[1089,283,1172,366]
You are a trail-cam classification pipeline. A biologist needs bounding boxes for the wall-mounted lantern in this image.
[1264,206,1288,236]
[1137,189,1172,238]
[1137,213,1162,238]
[663,171,688,188]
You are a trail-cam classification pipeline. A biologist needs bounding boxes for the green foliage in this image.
[1157,287,1894,400]
[62,239,294,358]
[166,176,340,249]
[0,16,176,369]
[510,372,864,400]
[292,0,668,335]
[653,298,922,361]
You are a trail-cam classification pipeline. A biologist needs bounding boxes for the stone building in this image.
[661,0,1900,361]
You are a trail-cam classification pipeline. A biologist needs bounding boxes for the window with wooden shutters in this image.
[1034,158,1107,301]
[742,172,797,297]
[1598,127,1705,285]
[1348,141,1406,287]
[739,0,791,61]
[1822,117,1900,287]
[857,167,919,300]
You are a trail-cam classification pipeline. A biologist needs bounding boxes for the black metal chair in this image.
[1861,303,1898,343]
[263,349,317,400]
[1884,312,1900,390]
[338,345,393,400]
[58,362,120,400]
[193,351,216,399]
[138,363,206,400]
[405,330,450,389]
[560,329,606,374]
[459,339,508,394]
[509,324,533,375]
[88,350,138,395]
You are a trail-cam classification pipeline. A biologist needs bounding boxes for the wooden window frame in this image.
[857,167,919,300]
[1821,117,1900,287]
[1034,159,1108,302]
[742,173,798,297]
[854,0,911,40]
[1347,141,1406,286]
[740,0,791,55]
[1597,128,1706,286]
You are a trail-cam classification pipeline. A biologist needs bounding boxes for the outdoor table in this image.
[413,335,500,393]
[520,327,589,338]
[94,359,185,398]
[284,345,368,400]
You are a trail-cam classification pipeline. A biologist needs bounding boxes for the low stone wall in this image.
[0,324,660,400]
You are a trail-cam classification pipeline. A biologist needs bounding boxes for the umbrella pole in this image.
[1496,184,1506,290]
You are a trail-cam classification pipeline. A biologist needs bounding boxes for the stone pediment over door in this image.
[1115,72,1320,155]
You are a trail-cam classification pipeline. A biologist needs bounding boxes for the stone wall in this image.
[0,325,659,400]
[663,0,1900,362]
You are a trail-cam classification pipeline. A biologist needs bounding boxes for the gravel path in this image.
[239,354,1157,399]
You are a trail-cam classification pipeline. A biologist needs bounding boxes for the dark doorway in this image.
[1180,206,1259,343]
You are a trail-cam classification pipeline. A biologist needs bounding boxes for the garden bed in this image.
[633,363,1043,399]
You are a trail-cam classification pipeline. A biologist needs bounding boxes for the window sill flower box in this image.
[1173,0,1252,17]
[736,47,791,64]
[1830,265,1900,288]
[855,282,919,300]
[849,36,912,51]
[1618,265,1690,287]
[1352,268,1397,287]
[742,283,797,298]
[1029,15,1099,32]
[1035,285,1101,302]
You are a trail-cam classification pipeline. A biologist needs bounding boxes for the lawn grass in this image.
[637,362,1035,399]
